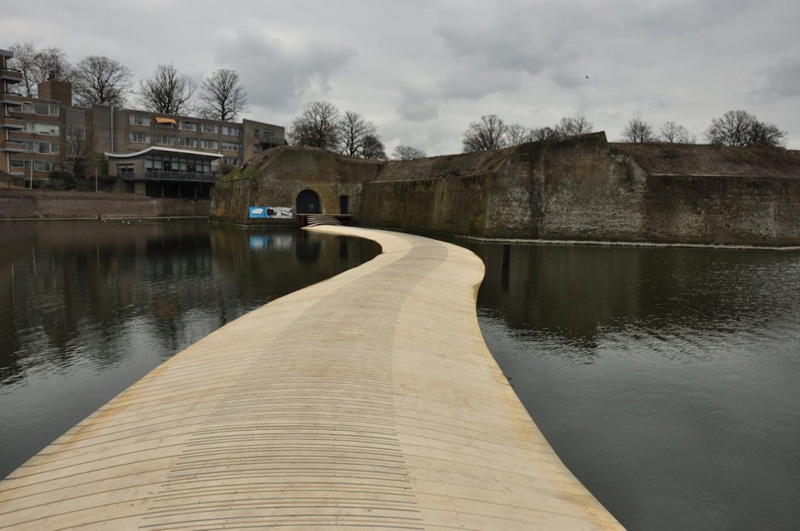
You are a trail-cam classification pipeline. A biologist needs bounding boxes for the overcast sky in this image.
[3,0,799,154]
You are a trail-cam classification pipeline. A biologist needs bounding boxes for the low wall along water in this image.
[0,190,211,219]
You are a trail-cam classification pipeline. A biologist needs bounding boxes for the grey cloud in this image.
[440,67,524,100]
[214,30,356,111]
[755,57,800,101]
[435,5,583,100]
[397,87,439,122]
[437,8,582,75]
[551,69,586,89]
[621,0,752,35]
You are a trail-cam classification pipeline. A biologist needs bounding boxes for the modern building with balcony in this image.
[106,146,222,199]
[97,107,284,197]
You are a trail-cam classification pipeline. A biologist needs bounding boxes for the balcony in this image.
[1,94,23,107]
[0,68,23,83]
[1,139,26,152]
[119,170,221,183]
[2,116,24,129]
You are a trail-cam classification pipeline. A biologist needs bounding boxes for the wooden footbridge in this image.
[0,227,623,530]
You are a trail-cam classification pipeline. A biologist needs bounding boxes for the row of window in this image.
[129,115,241,136]
[253,129,275,141]
[22,141,60,154]
[144,155,215,174]
[128,133,241,151]
[22,122,59,135]
[10,160,60,172]
[19,102,60,116]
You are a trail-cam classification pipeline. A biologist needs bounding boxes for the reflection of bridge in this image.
[0,227,622,530]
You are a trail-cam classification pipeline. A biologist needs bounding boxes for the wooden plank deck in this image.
[0,226,624,530]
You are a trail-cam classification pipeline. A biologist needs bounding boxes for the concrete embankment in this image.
[0,190,210,219]
[0,226,623,530]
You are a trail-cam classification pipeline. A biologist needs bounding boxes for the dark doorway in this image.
[339,195,349,215]
[296,190,321,214]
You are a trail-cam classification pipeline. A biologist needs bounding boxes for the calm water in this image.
[1,223,799,530]
[0,221,380,480]
[460,240,800,531]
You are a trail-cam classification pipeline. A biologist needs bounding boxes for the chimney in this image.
[38,77,72,106]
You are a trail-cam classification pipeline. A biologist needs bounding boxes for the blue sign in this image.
[249,206,268,218]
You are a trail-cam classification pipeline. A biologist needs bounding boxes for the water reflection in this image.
[458,239,800,531]
[0,221,379,478]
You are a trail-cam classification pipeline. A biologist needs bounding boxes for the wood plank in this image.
[0,227,623,530]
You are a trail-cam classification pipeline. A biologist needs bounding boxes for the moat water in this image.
[1,221,798,531]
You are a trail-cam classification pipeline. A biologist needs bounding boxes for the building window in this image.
[129,132,150,143]
[201,139,218,149]
[201,124,218,134]
[129,115,151,126]
[253,145,260,153]
[180,121,197,131]
[10,160,59,172]
[178,137,198,148]
[224,157,241,166]
[117,163,135,177]
[32,102,59,116]
[221,141,240,151]
[24,122,60,135]
[24,141,61,154]
[153,135,175,146]
[221,126,241,136]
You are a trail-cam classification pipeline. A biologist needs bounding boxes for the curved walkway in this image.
[0,227,623,530]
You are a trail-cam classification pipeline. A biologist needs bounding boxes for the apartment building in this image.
[1,47,285,194]
[93,107,284,169]
[1,49,27,178]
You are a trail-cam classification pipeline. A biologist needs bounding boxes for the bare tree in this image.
[362,134,386,160]
[748,120,787,147]
[622,117,656,143]
[705,110,787,147]
[63,124,94,179]
[554,116,593,137]
[505,123,533,146]
[138,64,196,115]
[197,69,248,121]
[8,43,73,97]
[8,42,38,96]
[393,145,427,160]
[72,56,133,106]
[34,47,72,83]
[660,121,696,144]
[288,101,340,150]
[336,111,377,157]
[462,115,508,152]
[530,126,559,141]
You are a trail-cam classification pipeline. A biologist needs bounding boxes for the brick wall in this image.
[0,190,210,219]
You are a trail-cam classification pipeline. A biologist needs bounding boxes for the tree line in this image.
[460,111,788,153]
[461,114,594,152]
[621,112,786,147]
[8,42,247,121]
[287,101,428,161]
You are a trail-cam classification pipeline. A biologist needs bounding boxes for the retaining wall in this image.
[0,190,210,219]
[211,137,800,246]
